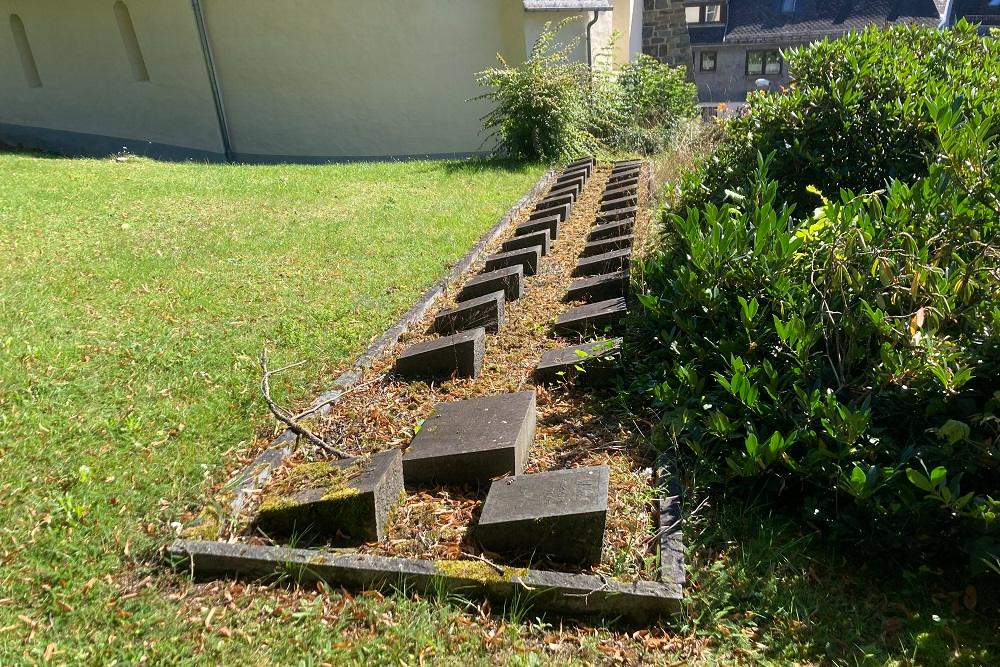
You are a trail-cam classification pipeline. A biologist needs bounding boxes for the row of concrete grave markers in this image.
[255,157,613,566]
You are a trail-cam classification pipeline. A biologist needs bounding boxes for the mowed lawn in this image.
[0,153,551,663]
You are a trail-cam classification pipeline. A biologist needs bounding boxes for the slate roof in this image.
[522,0,613,10]
[949,0,1000,26]
[696,0,942,45]
[688,25,728,45]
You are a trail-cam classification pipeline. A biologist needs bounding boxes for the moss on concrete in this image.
[434,560,529,583]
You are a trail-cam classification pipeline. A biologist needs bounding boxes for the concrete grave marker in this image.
[538,193,574,211]
[581,234,633,257]
[515,216,560,241]
[254,450,404,545]
[600,196,638,213]
[457,265,523,303]
[402,391,536,485]
[434,291,505,334]
[532,338,622,385]
[588,220,633,242]
[603,181,639,198]
[476,466,609,565]
[607,171,640,185]
[547,184,580,201]
[556,168,589,186]
[502,230,551,256]
[395,328,486,380]
[528,202,571,223]
[553,298,627,336]
[597,206,637,224]
[573,248,631,277]
[484,246,542,276]
[564,271,629,303]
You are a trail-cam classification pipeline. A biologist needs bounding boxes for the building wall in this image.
[609,0,645,66]
[207,0,527,160]
[691,43,794,104]
[522,9,615,70]
[642,0,690,66]
[0,0,225,159]
[0,0,626,161]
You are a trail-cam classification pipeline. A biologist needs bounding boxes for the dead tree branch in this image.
[259,347,351,459]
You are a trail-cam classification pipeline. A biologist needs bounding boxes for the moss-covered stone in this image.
[253,451,403,546]
[434,560,530,584]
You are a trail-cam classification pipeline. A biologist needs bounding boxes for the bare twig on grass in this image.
[259,347,351,459]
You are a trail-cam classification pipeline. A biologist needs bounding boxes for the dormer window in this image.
[685,4,726,24]
[780,0,796,13]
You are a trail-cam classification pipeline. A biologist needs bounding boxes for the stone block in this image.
[484,246,542,277]
[597,206,637,224]
[476,466,609,565]
[556,170,589,187]
[395,328,486,380]
[588,220,634,242]
[573,248,631,277]
[604,178,639,193]
[612,160,642,171]
[529,202,571,223]
[553,298,627,336]
[567,156,596,168]
[254,450,404,544]
[600,195,638,213]
[502,230,550,256]
[458,266,523,303]
[538,193,574,211]
[602,184,638,201]
[607,170,640,185]
[581,235,633,257]
[564,271,629,303]
[515,216,560,240]
[402,391,536,486]
[434,291,505,334]
[532,339,622,384]
[547,183,580,201]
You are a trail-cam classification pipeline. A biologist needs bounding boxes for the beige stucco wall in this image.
[0,0,224,156]
[522,10,615,70]
[203,0,527,159]
[0,0,629,160]
[611,0,643,66]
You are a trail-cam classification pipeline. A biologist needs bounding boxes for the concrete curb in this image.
[655,453,686,588]
[226,169,556,519]
[167,539,682,624]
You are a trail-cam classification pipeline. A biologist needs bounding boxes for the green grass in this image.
[679,494,1000,665]
[0,152,554,663]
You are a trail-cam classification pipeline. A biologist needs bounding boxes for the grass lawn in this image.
[4,151,996,666]
[0,152,556,663]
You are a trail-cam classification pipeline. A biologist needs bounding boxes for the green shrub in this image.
[475,22,697,161]
[677,21,1000,214]
[474,19,597,162]
[635,23,1000,571]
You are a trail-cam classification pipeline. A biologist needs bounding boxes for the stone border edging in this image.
[167,539,682,623]
[225,168,557,518]
[655,453,685,588]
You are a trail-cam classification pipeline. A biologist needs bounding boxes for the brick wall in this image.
[642,0,691,67]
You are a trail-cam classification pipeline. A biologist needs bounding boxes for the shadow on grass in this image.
[682,494,1000,665]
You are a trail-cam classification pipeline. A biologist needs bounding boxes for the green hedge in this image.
[635,22,1000,572]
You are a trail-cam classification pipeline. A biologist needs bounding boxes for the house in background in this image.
[685,0,947,116]
[0,0,642,162]
[945,0,1000,31]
